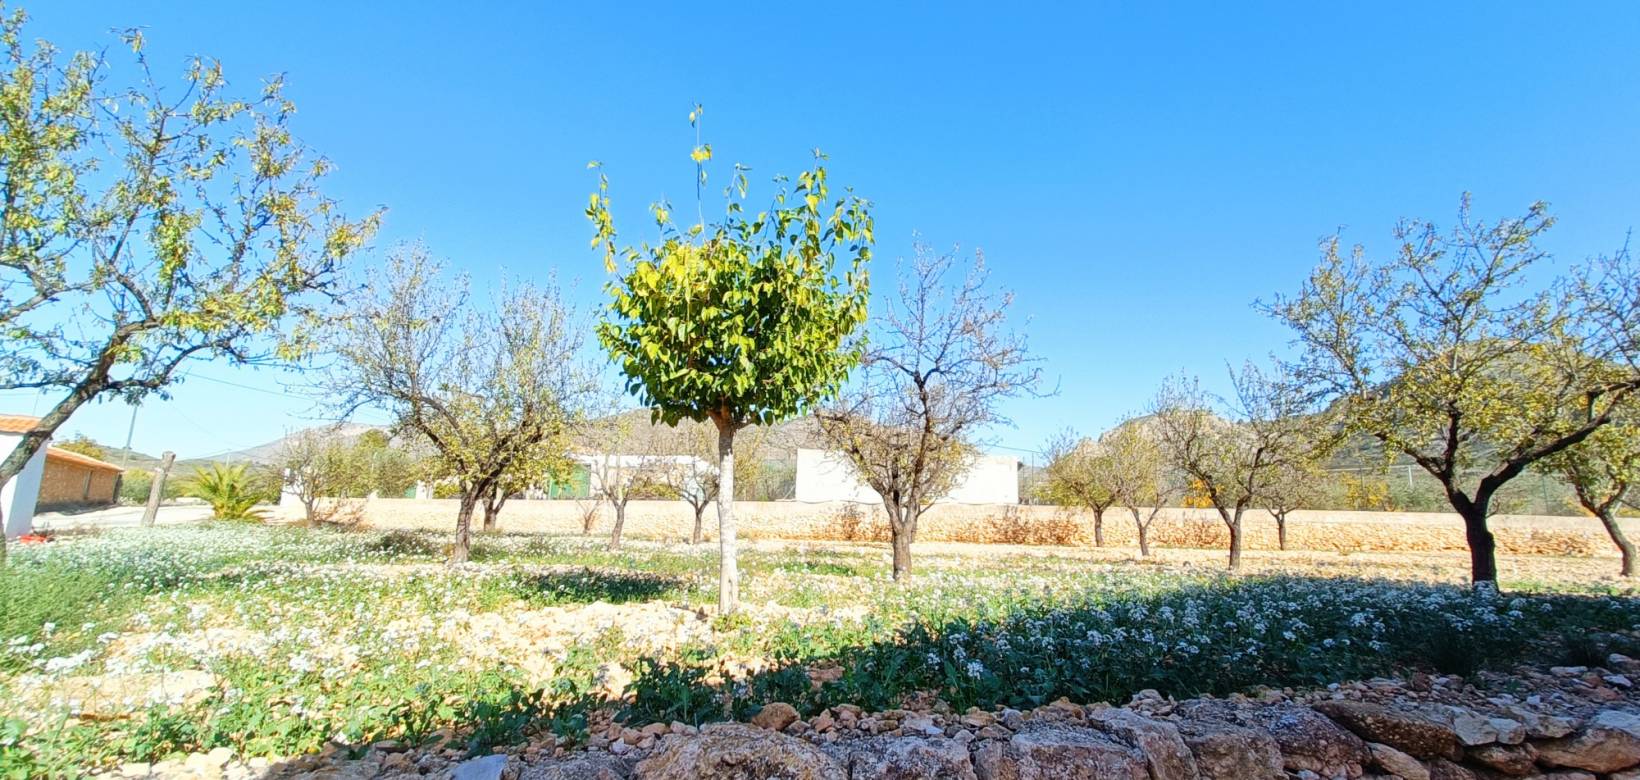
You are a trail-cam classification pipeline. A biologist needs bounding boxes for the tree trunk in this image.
[581,503,598,534]
[609,500,626,551]
[1092,507,1105,547]
[452,490,478,564]
[691,504,705,545]
[713,418,740,615]
[482,488,506,531]
[1275,512,1288,551]
[887,503,917,582]
[1225,507,1244,571]
[1130,507,1151,557]
[142,452,176,528]
[1596,509,1637,577]
[1458,501,1498,585]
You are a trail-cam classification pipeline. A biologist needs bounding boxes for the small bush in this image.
[184,464,268,521]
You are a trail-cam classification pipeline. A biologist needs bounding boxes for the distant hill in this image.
[213,423,386,465]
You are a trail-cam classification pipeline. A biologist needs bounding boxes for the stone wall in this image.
[315,497,1633,557]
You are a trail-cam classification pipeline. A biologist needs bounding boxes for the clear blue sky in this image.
[6,1,1639,463]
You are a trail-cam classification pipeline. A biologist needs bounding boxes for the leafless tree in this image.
[817,243,1041,581]
[657,422,720,544]
[1152,363,1319,570]
[1258,458,1326,551]
[584,414,673,551]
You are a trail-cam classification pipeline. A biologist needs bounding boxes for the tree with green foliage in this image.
[0,8,379,561]
[1041,430,1118,546]
[1266,197,1640,585]
[1152,365,1318,570]
[186,463,267,521]
[1542,414,1639,576]
[53,434,107,461]
[1100,418,1180,557]
[323,248,592,562]
[589,106,872,612]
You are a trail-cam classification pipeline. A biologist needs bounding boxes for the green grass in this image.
[1,523,1638,774]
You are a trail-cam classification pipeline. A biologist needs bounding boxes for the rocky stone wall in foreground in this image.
[131,656,1640,779]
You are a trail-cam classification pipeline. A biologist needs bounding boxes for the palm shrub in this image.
[186,464,267,521]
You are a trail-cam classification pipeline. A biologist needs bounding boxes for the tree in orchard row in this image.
[1040,430,1118,546]
[816,244,1040,582]
[1151,364,1321,571]
[1541,412,1639,576]
[322,248,593,562]
[1266,197,1640,585]
[590,107,872,614]
[0,10,380,562]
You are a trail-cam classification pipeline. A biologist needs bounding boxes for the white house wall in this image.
[0,433,47,538]
[794,448,1019,505]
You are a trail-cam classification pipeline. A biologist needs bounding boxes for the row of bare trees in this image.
[1043,363,1329,567]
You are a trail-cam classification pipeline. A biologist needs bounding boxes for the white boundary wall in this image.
[0,432,47,538]
[794,448,1019,504]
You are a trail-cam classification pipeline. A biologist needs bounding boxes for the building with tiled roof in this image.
[1,414,125,538]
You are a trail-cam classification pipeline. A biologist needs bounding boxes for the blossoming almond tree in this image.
[0,11,379,561]
[589,107,872,613]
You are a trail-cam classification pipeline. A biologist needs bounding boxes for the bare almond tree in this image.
[817,243,1040,581]
[1258,457,1326,551]
[1152,364,1318,570]
[658,422,720,544]
[585,413,672,551]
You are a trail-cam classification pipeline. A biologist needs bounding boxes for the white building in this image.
[1,415,49,539]
[794,448,1019,505]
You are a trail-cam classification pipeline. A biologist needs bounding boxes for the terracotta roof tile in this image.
[0,414,42,434]
[45,446,124,473]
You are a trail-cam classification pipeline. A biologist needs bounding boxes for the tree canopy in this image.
[588,107,872,612]
[1266,196,1640,584]
[0,8,379,561]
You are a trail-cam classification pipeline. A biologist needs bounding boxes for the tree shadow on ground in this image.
[510,566,688,606]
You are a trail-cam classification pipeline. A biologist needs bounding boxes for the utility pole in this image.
[120,404,139,468]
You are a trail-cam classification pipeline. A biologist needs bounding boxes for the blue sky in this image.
[6,1,1639,463]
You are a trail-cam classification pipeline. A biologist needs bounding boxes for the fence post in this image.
[141,451,176,527]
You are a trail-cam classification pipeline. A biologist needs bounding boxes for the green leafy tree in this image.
[1041,430,1118,546]
[53,434,107,461]
[1266,197,1640,584]
[0,9,378,561]
[589,107,871,612]
[1542,415,1640,576]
